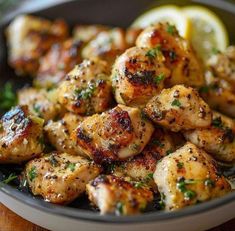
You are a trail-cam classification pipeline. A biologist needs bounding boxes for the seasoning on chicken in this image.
[86,175,153,215]
[144,85,212,132]
[6,15,68,76]
[82,28,127,66]
[136,23,204,87]
[18,87,63,122]
[35,39,83,88]
[25,152,101,204]
[0,106,44,164]
[44,113,84,155]
[71,104,154,163]
[57,58,113,115]
[112,46,170,107]
[184,111,235,162]
[154,142,231,210]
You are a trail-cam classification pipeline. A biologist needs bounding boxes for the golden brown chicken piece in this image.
[57,58,113,115]
[25,152,101,204]
[112,128,178,190]
[44,113,84,155]
[136,23,204,88]
[184,111,235,162]
[86,175,153,215]
[144,85,212,132]
[82,28,127,66]
[6,15,68,76]
[73,25,109,43]
[207,46,235,88]
[154,142,231,211]
[112,46,170,107]
[18,87,63,122]
[0,106,44,164]
[35,39,83,88]
[71,104,154,163]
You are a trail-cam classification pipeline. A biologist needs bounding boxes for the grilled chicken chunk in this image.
[207,46,235,88]
[44,113,84,155]
[6,15,68,76]
[0,106,44,164]
[144,85,212,132]
[184,111,235,162]
[35,39,83,88]
[112,46,170,107]
[18,87,63,122]
[136,23,204,88]
[57,58,113,115]
[25,152,101,204]
[72,104,154,163]
[82,28,127,66]
[73,25,109,43]
[86,175,153,215]
[154,142,231,210]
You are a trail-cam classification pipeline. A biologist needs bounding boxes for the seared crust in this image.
[25,152,101,204]
[154,142,231,210]
[0,106,44,163]
[86,175,153,215]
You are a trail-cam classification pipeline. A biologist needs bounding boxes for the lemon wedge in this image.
[182,6,229,62]
[131,5,190,38]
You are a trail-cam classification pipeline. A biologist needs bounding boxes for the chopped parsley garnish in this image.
[0,173,17,186]
[171,99,181,107]
[166,149,173,155]
[211,117,223,128]
[134,181,144,188]
[211,47,220,55]
[184,190,197,200]
[177,162,184,169]
[154,73,165,85]
[199,86,210,94]
[204,178,215,187]
[147,173,154,180]
[68,163,76,172]
[177,178,197,200]
[33,104,41,116]
[37,136,45,147]
[157,192,166,210]
[29,166,37,181]
[116,202,124,215]
[0,82,17,110]
[74,83,96,100]
[145,45,162,59]
[169,50,176,61]
[151,139,164,148]
[132,143,141,151]
[167,24,176,35]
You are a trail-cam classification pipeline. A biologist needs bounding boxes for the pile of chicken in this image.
[1,15,235,215]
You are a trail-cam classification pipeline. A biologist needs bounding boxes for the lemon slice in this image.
[182,6,229,62]
[131,5,190,38]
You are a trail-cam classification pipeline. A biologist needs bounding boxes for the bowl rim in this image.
[0,0,235,224]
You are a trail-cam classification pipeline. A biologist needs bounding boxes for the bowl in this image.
[0,0,235,230]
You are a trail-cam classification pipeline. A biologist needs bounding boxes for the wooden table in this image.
[0,203,234,231]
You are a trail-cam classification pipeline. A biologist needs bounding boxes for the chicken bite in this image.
[154,142,231,211]
[144,85,212,132]
[71,104,154,163]
[57,58,113,115]
[6,15,68,76]
[35,39,83,88]
[136,23,204,87]
[44,113,84,155]
[112,46,170,107]
[184,111,235,162]
[25,152,101,204]
[18,87,63,122]
[86,175,153,215]
[0,106,44,164]
[82,28,127,66]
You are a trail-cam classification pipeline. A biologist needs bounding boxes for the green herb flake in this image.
[204,178,215,187]
[184,190,196,200]
[155,73,165,85]
[151,139,164,148]
[212,117,223,128]
[0,82,17,110]
[166,149,173,155]
[147,173,154,180]
[33,104,41,115]
[211,47,220,55]
[199,86,210,94]
[134,181,144,188]
[169,50,176,61]
[74,83,96,100]
[132,143,141,151]
[29,166,37,181]
[0,173,17,186]
[167,24,176,35]
[145,45,162,59]
[116,202,124,215]
[177,162,184,169]
[176,178,197,200]
[171,99,181,107]
[68,163,76,172]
